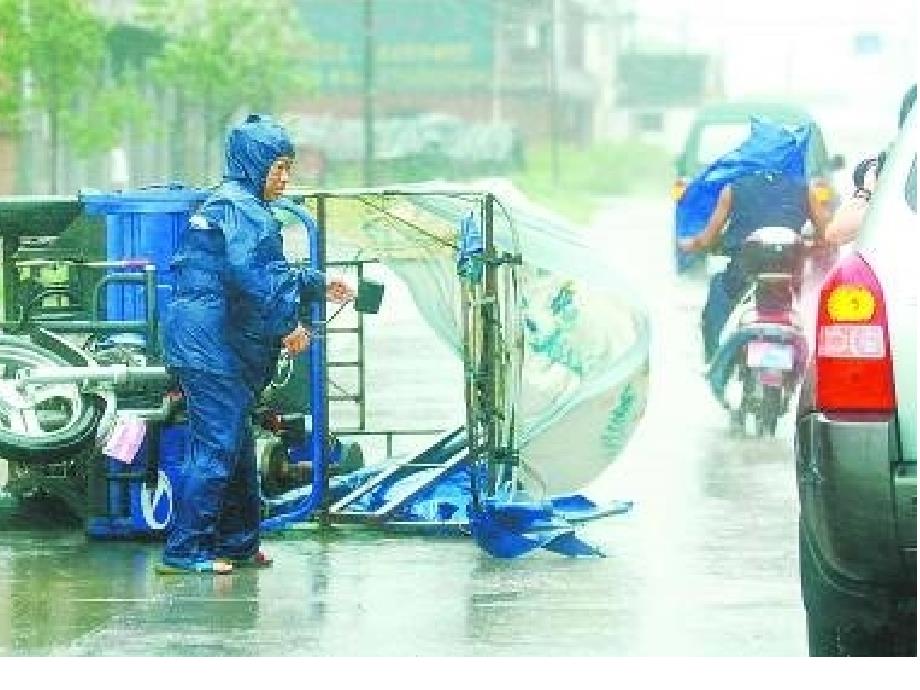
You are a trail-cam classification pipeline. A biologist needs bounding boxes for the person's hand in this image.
[282,323,311,356]
[326,276,355,305]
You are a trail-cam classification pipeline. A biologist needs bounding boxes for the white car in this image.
[795,108,916,655]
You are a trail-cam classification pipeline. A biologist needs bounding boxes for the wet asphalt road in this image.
[0,197,807,656]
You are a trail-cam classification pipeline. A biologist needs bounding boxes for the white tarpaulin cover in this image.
[283,181,649,494]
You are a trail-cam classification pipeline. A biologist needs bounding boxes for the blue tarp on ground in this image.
[262,463,633,536]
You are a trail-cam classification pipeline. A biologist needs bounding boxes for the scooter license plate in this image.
[746,341,794,370]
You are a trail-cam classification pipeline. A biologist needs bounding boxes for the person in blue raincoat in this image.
[677,119,829,363]
[159,114,353,574]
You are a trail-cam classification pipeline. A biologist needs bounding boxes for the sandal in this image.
[155,559,233,575]
[216,551,273,569]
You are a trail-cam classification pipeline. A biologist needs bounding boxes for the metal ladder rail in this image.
[325,259,369,431]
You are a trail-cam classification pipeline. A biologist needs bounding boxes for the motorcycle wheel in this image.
[0,332,103,464]
[738,369,760,437]
[757,385,782,437]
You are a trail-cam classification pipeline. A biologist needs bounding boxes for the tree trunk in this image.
[202,90,213,181]
[15,73,32,195]
[49,106,58,193]
[171,89,187,182]
[203,115,212,183]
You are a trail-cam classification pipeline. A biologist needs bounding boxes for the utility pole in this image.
[548,0,560,185]
[363,0,375,187]
[17,0,34,194]
[491,0,502,124]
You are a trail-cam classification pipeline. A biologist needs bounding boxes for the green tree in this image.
[0,0,25,129]
[2,1,154,192]
[140,0,312,177]
[19,0,108,192]
[62,78,152,159]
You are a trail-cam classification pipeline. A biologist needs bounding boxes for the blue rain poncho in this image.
[162,114,326,569]
[164,114,325,394]
[676,118,812,244]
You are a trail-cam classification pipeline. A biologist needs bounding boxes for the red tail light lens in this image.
[815,253,895,412]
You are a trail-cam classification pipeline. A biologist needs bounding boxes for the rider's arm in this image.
[683,185,732,252]
[823,196,868,246]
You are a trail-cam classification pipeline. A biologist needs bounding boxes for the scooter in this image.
[706,226,809,437]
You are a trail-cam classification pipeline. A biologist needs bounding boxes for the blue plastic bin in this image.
[80,185,208,344]
[78,186,205,538]
[128,423,187,535]
[87,423,188,539]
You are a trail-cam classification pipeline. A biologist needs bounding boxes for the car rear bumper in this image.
[797,412,916,625]
[796,412,917,587]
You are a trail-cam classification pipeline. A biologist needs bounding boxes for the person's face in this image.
[263,156,293,200]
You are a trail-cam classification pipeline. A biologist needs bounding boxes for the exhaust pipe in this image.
[16,364,169,387]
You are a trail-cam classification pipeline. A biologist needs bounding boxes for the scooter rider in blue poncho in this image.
[678,120,829,364]
[159,114,354,574]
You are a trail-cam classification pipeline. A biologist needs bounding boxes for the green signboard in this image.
[296,0,494,93]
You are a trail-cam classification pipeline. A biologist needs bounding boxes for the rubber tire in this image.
[757,386,781,437]
[806,608,910,656]
[0,332,102,464]
[728,409,744,436]
[799,524,917,656]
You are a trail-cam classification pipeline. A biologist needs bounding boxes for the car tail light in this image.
[815,253,895,412]
[671,179,688,201]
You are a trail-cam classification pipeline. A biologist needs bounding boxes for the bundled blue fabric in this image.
[456,212,484,281]
[469,498,607,558]
[676,118,813,244]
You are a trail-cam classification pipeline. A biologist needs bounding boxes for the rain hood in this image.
[224,113,296,200]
